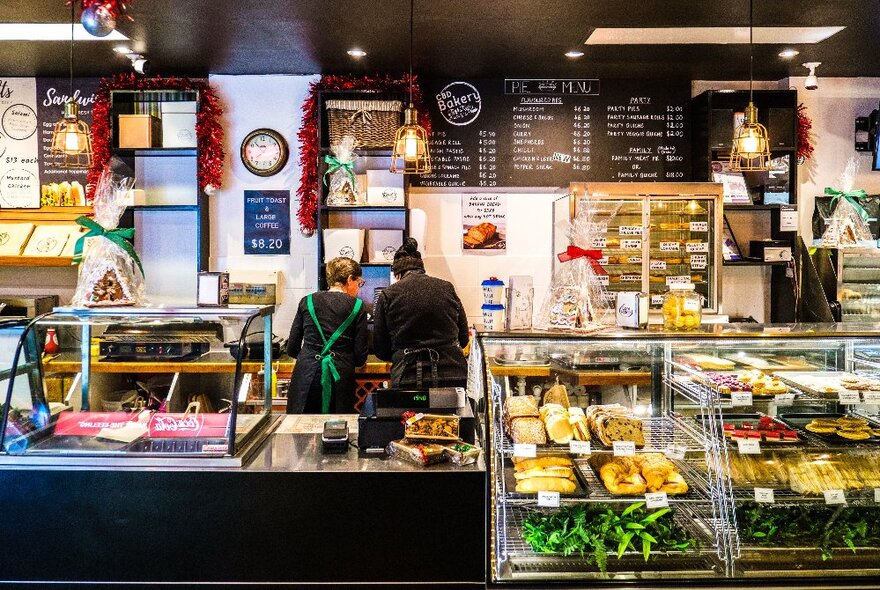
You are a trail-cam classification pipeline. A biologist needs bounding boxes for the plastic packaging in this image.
[662,284,703,330]
[325,135,360,206]
[822,157,873,248]
[403,413,461,441]
[441,442,481,466]
[386,439,448,466]
[71,168,144,307]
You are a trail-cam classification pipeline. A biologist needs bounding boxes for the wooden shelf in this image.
[323,206,406,212]
[725,204,795,211]
[488,360,551,378]
[551,367,653,386]
[724,259,789,267]
[0,206,92,221]
[0,256,76,267]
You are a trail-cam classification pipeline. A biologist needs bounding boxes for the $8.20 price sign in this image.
[244,190,291,255]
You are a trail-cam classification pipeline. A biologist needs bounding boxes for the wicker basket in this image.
[326,99,403,149]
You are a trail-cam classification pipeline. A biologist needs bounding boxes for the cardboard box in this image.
[366,229,403,262]
[162,113,197,148]
[323,229,364,263]
[0,223,35,256]
[118,114,161,149]
[160,101,198,114]
[366,170,405,206]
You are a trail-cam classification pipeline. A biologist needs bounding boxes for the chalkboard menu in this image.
[36,78,100,186]
[412,79,691,189]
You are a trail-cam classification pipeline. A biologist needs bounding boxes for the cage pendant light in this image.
[729,0,770,171]
[50,0,93,169]
[390,0,431,174]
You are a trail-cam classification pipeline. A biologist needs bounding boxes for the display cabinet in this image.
[0,305,278,466]
[557,182,723,314]
[477,324,880,584]
[837,248,880,322]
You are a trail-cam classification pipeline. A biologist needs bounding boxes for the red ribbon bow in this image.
[556,245,607,276]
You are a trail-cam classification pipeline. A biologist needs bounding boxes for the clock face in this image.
[240,128,289,177]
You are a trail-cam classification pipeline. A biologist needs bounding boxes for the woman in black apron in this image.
[286,257,368,414]
[373,238,470,389]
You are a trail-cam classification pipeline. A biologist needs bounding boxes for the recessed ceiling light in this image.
[585,26,844,45]
[347,48,367,58]
[778,48,800,58]
[0,23,129,41]
[565,50,585,58]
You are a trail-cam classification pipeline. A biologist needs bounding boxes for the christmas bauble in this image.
[81,5,116,38]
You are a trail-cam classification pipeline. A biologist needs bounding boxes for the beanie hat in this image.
[392,237,425,276]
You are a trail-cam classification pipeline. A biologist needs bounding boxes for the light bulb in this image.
[404,130,419,160]
[738,131,761,155]
[64,129,80,153]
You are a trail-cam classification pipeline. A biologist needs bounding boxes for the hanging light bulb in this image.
[729,0,770,172]
[390,0,431,174]
[50,0,93,169]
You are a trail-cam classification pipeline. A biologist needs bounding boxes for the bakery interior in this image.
[3,1,880,588]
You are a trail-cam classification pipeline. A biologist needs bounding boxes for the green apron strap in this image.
[306,295,363,414]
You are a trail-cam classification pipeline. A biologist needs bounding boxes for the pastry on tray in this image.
[591,453,689,495]
[463,222,498,247]
[513,455,576,494]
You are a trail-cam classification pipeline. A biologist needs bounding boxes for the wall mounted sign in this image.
[0,78,39,208]
[462,193,507,253]
[244,190,290,255]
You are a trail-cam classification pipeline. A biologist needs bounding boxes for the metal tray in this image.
[777,413,880,445]
[696,371,790,398]
[695,412,803,445]
[494,354,550,367]
[772,370,880,397]
[504,459,588,498]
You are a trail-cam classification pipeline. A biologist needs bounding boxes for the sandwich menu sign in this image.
[412,78,691,189]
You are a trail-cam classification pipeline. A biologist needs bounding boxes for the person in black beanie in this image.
[372,237,470,389]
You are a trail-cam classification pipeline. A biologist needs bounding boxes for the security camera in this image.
[803,62,821,91]
[132,57,152,75]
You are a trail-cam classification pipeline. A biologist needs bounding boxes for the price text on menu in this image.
[244,190,291,255]
[412,78,691,188]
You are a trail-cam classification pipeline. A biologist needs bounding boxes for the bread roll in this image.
[515,476,576,494]
[568,407,591,441]
[512,456,573,470]
[514,466,575,481]
[540,404,574,444]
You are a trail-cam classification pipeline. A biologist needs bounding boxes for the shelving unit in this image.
[0,206,93,267]
[314,90,408,307]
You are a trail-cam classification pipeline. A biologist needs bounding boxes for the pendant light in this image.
[390,0,431,174]
[50,0,93,169]
[729,0,770,172]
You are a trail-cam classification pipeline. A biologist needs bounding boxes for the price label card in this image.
[619,225,644,236]
[737,438,761,455]
[569,440,591,455]
[613,441,636,456]
[597,275,610,286]
[660,241,680,252]
[650,260,667,271]
[863,391,880,404]
[690,221,709,232]
[645,492,669,509]
[620,274,642,282]
[666,275,692,287]
[754,488,775,504]
[651,295,664,306]
[838,391,861,404]
[731,392,753,407]
[683,299,701,313]
[626,256,643,264]
[621,239,642,250]
[774,393,795,407]
[591,237,607,248]
[537,491,561,508]
[689,254,707,270]
[664,445,687,460]
[686,242,710,253]
[824,489,846,505]
[597,256,609,265]
[513,443,537,458]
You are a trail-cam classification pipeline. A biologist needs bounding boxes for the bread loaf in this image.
[543,383,570,408]
[515,476,576,494]
[512,456,573,470]
[568,407,590,441]
[540,403,574,444]
[599,415,645,447]
[514,466,575,481]
[510,416,547,444]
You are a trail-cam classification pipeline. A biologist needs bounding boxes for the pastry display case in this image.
[477,324,880,584]
[837,248,880,322]
[554,182,724,314]
[0,305,278,466]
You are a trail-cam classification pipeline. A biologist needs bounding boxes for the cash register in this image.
[357,387,476,450]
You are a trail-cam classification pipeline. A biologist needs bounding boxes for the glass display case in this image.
[478,324,880,583]
[555,182,723,313]
[838,248,880,322]
[0,305,278,466]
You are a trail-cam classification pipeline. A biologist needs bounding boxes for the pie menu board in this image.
[411,78,691,189]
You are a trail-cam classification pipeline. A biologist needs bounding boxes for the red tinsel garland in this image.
[68,1,134,21]
[296,74,431,233]
[86,73,225,201]
[796,103,814,163]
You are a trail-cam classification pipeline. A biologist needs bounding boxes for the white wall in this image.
[208,74,319,332]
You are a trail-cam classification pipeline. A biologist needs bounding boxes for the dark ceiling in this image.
[0,0,877,80]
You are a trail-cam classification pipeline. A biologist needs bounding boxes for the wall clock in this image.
[240,128,289,177]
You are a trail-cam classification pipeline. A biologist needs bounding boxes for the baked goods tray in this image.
[777,413,880,445]
[694,371,791,398]
[576,457,713,503]
[500,417,708,457]
[694,413,803,445]
[502,461,588,500]
[494,354,550,367]
[771,371,880,397]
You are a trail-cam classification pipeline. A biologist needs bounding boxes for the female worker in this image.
[373,238,470,389]
[287,257,368,413]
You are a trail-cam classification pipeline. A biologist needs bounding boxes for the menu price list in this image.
[413,79,691,189]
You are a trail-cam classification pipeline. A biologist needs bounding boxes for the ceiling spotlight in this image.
[347,48,367,58]
[113,44,131,54]
[565,50,585,58]
[803,61,821,90]
[778,48,799,59]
